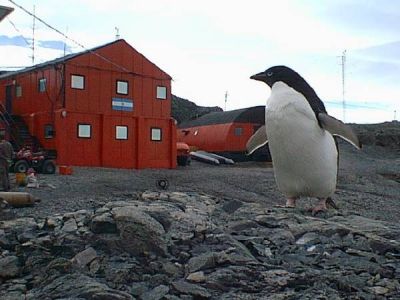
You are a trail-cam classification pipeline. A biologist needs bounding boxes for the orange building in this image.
[177,106,270,161]
[0,39,176,169]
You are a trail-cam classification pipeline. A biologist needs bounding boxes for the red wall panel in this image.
[177,123,256,152]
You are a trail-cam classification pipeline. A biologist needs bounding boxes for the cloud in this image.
[38,40,71,52]
[0,34,30,47]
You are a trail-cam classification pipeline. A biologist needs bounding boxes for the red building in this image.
[177,106,270,161]
[0,39,177,169]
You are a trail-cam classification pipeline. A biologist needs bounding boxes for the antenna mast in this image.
[224,91,228,111]
[30,5,35,65]
[340,50,346,122]
[115,27,120,40]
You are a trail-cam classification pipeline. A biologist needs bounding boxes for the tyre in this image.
[177,155,189,166]
[42,160,56,174]
[14,160,29,173]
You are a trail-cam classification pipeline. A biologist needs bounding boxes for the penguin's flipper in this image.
[318,113,361,149]
[246,125,268,155]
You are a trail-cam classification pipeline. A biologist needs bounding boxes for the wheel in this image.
[177,155,190,166]
[42,160,56,174]
[156,179,169,190]
[14,160,29,173]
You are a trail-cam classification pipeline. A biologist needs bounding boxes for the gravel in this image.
[8,141,400,223]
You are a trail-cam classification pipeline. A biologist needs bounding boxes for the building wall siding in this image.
[0,39,176,169]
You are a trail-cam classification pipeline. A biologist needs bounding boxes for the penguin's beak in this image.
[250,71,266,82]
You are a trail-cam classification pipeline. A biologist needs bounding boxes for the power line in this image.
[325,101,392,111]
[7,19,31,45]
[8,0,130,73]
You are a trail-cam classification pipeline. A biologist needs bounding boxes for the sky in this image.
[0,0,399,124]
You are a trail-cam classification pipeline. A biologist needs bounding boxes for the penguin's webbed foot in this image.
[311,198,328,216]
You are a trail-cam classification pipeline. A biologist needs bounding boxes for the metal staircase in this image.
[0,103,40,151]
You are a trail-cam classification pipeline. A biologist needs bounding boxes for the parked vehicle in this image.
[10,147,56,174]
[177,142,191,166]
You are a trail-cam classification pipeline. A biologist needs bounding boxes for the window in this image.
[39,78,46,92]
[234,127,243,136]
[78,124,91,138]
[156,86,167,99]
[116,126,128,140]
[151,128,162,141]
[71,75,85,89]
[44,124,54,138]
[116,80,128,95]
[15,85,22,97]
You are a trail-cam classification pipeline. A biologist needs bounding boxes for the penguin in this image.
[247,65,361,214]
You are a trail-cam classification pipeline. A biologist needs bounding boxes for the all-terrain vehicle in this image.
[10,147,56,174]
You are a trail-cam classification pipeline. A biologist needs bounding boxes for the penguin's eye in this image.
[266,71,273,76]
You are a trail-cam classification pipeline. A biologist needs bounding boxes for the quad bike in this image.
[10,147,56,174]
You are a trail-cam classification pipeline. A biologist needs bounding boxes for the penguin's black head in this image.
[250,65,303,88]
[251,65,328,115]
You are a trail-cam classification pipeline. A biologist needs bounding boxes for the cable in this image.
[325,101,392,111]
[7,19,31,46]
[8,0,131,73]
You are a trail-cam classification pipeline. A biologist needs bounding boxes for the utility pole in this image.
[30,5,35,65]
[63,26,68,56]
[115,27,120,40]
[339,50,346,122]
[224,91,228,111]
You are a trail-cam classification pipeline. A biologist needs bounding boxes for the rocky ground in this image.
[0,132,399,299]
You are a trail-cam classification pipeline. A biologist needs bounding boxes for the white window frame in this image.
[116,125,128,140]
[151,127,162,141]
[71,74,85,90]
[39,78,46,92]
[156,86,167,100]
[44,124,54,139]
[15,85,22,97]
[78,124,91,138]
[117,80,129,95]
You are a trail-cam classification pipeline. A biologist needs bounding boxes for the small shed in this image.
[0,39,176,169]
[177,106,270,161]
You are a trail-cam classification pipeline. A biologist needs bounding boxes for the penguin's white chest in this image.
[266,82,338,198]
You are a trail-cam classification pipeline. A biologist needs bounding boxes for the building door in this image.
[5,85,12,114]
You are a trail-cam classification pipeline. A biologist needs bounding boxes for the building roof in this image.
[0,5,13,22]
[0,39,172,80]
[178,105,265,128]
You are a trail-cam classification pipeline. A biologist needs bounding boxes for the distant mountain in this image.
[172,95,223,124]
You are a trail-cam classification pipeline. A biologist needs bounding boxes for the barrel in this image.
[15,173,27,186]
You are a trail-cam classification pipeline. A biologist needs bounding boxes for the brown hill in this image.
[171,95,222,124]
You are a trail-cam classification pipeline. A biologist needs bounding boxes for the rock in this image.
[140,284,169,300]
[90,212,117,234]
[296,232,320,245]
[32,273,133,299]
[187,271,206,283]
[1,191,400,299]
[0,256,20,278]
[71,247,97,268]
[187,252,217,273]
[0,218,38,232]
[112,206,167,255]
[62,218,78,233]
[172,280,211,299]
[221,199,243,214]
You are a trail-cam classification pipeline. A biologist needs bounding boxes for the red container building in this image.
[0,39,177,169]
[177,106,270,161]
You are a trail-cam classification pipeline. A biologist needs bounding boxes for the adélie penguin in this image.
[247,65,361,215]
